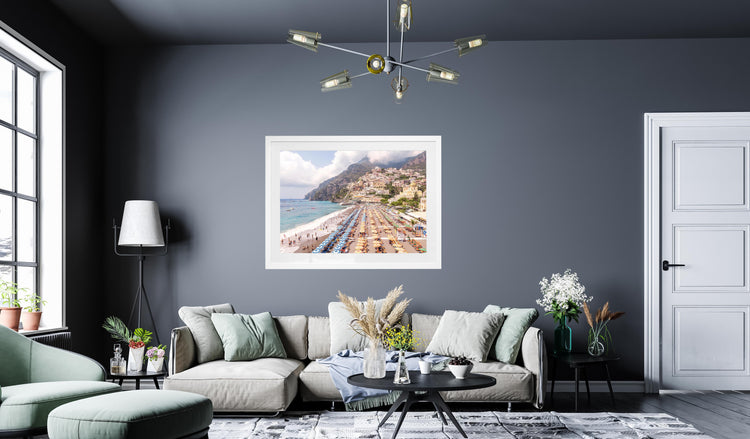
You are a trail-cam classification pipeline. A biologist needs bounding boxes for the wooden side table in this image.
[550,352,620,411]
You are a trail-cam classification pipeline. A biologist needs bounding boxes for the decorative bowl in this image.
[448,363,473,379]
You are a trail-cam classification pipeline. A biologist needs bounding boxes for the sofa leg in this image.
[331,401,336,411]
[507,402,512,412]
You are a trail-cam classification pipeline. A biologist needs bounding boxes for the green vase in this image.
[554,319,572,355]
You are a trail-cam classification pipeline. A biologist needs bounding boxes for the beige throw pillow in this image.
[178,303,235,364]
[425,310,505,362]
[328,299,383,355]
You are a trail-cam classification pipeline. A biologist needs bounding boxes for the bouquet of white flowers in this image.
[536,269,592,324]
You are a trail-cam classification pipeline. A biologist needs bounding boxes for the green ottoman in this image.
[47,390,213,439]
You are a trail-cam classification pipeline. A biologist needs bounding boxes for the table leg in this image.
[604,363,615,405]
[135,378,140,390]
[574,367,581,411]
[378,391,409,428]
[118,378,123,386]
[434,395,468,438]
[391,399,414,439]
[550,356,557,404]
[582,368,591,401]
[431,401,447,425]
[153,377,160,389]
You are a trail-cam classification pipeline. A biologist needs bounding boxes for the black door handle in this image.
[663,260,686,271]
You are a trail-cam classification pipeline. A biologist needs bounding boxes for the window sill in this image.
[20,326,69,337]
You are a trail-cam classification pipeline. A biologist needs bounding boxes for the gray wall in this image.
[1,1,105,359]
[104,38,750,381]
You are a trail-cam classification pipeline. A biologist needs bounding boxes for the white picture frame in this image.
[265,135,441,269]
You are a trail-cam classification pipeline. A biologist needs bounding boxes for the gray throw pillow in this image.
[424,310,505,362]
[211,312,287,361]
[328,299,384,355]
[178,303,235,364]
[483,305,539,364]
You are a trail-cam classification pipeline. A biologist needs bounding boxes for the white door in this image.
[661,126,750,389]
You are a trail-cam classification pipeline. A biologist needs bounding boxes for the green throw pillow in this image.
[483,305,539,364]
[211,312,287,361]
[424,310,505,362]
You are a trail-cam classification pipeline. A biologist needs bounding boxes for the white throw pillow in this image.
[425,310,505,362]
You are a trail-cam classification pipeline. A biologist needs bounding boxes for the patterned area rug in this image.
[209,411,713,438]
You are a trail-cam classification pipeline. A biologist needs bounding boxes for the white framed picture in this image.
[265,136,441,269]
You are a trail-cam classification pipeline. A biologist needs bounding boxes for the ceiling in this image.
[50,0,750,46]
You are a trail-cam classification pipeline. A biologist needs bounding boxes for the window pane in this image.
[0,126,11,191]
[17,133,35,196]
[0,265,10,284]
[17,198,34,262]
[17,265,35,298]
[0,195,11,261]
[17,69,35,134]
[0,58,12,123]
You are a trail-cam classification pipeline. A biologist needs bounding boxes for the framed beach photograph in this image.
[265,136,441,269]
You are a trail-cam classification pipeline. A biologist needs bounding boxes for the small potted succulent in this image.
[20,293,47,331]
[146,344,167,373]
[102,316,153,372]
[0,280,26,331]
[448,356,473,379]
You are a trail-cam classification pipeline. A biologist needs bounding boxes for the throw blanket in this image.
[318,350,448,411]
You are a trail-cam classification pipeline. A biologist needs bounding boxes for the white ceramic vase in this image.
[147,356,164,373]
[128,346,144,372]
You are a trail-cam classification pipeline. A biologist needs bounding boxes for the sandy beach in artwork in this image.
[280,204,426,254]
[280,207,356,253]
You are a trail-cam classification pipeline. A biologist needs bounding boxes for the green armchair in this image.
[0,325,121,438]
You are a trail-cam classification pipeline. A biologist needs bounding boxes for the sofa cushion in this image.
[47,389,212,439]
[483,306,539,364]
[298,361,342,401]
[410,313,441,352]
[0,381,121,430]
[307,316,331,360]
[425,310,504,362]
[211,312,286,361]
[163,358,304,412]
[178,303,235,364]
[275,315,307,360]
[442,362,534,403]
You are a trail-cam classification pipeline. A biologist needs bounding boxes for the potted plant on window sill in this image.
[0,280,27,331]
[21,293,47,331]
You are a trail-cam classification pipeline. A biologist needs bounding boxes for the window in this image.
[0,48,40,307]
[0,22,64,331]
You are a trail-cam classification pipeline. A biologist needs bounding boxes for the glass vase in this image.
[393,350,411,384]
[363,339,386,379]
[587,338,605,357]
[554,319,573,355]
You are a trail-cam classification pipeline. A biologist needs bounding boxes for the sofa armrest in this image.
[30,342,106,382]
[169,326,197,375]
[520,327,547,409]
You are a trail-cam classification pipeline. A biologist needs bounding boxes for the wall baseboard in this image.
[547,380,645,393]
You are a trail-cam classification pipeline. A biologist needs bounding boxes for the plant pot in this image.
[128,346,145,372]
[0,307,22,331]
[147,357,164,373]
[448,363,473,379]
[21,311,42,331]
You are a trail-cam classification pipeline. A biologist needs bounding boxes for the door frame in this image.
[644,112,750,393]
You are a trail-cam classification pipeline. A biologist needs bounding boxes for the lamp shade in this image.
[118,200,165,247]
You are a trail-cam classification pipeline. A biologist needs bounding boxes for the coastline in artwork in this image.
[279,149,427,254]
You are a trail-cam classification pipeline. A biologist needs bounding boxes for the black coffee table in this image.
[348,371,495,439]
[109,369,165,390]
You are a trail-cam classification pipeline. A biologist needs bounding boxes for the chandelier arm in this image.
[317,43,371,59]
[351,72,372,79]
[386,0,390,58]
[403,47,460,65]
[389,60,429,74]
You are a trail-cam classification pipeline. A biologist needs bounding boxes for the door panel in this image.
[662,126,750,389]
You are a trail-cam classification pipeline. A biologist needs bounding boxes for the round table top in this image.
[109,369,166,379]
[347,371,495,392]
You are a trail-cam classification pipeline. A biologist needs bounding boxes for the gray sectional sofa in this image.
[164,313,546,413]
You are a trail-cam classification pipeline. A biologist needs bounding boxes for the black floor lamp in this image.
[113,200,170,345]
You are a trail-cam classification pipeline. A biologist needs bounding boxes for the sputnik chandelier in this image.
[287,0,486,101]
